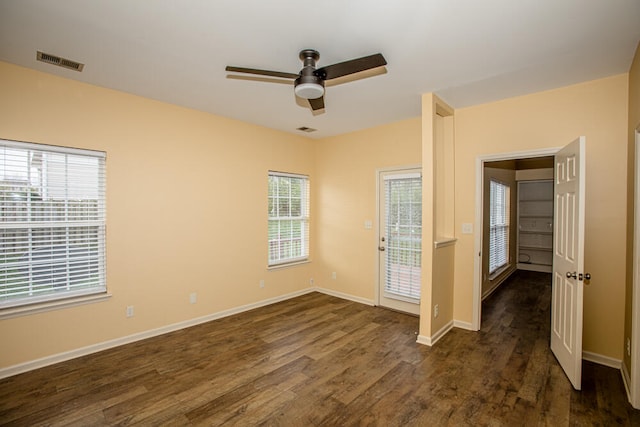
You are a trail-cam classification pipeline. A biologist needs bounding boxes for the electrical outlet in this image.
[190,293,197,304]
[310,278,314,286]
[259,279,265,288]
[434,304,439,318]
[126,305,134,318]
[331,272,337,280]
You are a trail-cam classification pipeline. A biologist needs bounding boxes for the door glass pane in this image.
[384,175,422,300]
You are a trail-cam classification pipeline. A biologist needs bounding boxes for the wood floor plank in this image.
[1,271,638,425]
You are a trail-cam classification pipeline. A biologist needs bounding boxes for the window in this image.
[0,140,106,309]
[268,172,309,266]
[489,179,509,274]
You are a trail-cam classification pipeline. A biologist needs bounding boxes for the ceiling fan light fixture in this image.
[294,82,324,99]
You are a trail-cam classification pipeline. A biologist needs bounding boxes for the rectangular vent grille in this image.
[37,51,84,72]
[297,126,317,133]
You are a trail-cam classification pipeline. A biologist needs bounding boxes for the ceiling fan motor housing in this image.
[294,49,325,99]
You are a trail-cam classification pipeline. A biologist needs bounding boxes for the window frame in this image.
[0,139,107,312]
[489,179,510,275]
[267,171,310,267]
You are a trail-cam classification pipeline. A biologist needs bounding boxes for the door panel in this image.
[378,169,422,315]
[551,136,586,390]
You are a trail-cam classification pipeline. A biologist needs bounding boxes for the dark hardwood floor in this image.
[1,270,639,426]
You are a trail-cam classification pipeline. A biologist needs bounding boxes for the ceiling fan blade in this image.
[225,66,298,80]
[308,96,325,111]
[316,53,387,80]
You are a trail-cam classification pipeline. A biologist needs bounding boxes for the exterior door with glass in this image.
[378,169,422,315]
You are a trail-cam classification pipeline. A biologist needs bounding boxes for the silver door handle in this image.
[566,271,592,281]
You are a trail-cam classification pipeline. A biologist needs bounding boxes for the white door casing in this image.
[631,128,640,408]
[472,148,560,331]
[551,136,586,390]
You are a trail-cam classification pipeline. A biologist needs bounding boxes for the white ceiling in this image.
[1,1,639,139]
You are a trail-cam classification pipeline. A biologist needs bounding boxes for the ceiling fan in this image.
[225,49,387,111]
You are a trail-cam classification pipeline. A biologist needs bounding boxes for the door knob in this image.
[567,271,591,281]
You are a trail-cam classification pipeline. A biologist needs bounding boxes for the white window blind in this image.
[268,172,309,266]
[384,173,422,300]
[489,179,509,274]
[0,140,106,308]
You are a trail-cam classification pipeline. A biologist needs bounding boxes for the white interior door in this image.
[551,136,587,390]
[378,169,422,315]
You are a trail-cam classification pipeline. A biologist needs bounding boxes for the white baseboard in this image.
[314,287,375,306]
[453,320,475,331]
[416,334,432,346]
[431,320,454,345]
[582,351,622,369]
[0,287,316,380]
[416,320,454,347]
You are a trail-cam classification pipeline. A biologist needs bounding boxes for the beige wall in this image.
[454,74,629,358]
[312,118,422,299]
[0,62,316,368]
[624,42,640,375]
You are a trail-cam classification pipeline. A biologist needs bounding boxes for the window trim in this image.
[0,292,111,320]
[0,139,107,311]
[267,171,310,267]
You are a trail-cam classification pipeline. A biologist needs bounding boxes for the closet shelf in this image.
[518,179,554,273]
[519,245,552,252]
[519,230,553,235]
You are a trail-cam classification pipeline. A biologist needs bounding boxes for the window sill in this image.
[434,237,457,249]
[0,293,112,320]
[489,264,511,281]
[267,259,311,271]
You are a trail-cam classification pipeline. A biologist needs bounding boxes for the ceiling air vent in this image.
[37,51,84,72]
[296,126,317,133]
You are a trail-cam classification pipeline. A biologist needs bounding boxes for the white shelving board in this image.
[517,180,553,272]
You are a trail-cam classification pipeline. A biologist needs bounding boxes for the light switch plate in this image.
[462,223,473,234]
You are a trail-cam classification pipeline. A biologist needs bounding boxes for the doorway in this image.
[473,148,559,330]
[481,157,555,301]
[475,139,588,390]
[377,167,422,315]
